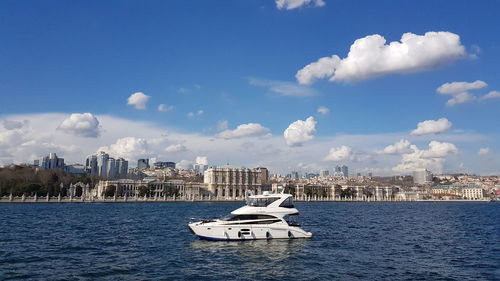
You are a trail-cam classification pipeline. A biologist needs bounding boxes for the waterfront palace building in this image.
[203,166,268,198]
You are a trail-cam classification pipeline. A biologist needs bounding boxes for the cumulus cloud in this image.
[393,141,458,173]
[323,145,353,161]
[98,137,149,160]
[127,92,150,110]
[436,80,487,94]
[480,91,500,101]
[57,113,101,138]
[296,31,467,84]
[284,116,317,146]
[249,78,318,97]
[176,159,193,170]
[478,147,490,156]
[436,80,500,106]
[276,0,325,10]
[165,144,187,153]
[445,92,476,106]
[379,139,414,155]
[0,112,486,175]
[411,118,452,136]
[158,104,174,112]
[216,123,270,139]
[195,156,208,165]
[317,106,330,115]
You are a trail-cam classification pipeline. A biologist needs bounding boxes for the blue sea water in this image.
[0,202,499,280]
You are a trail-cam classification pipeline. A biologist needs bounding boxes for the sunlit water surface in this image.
[1,202,499,280]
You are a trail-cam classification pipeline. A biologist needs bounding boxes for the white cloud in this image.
[276,0,325,10]
[216,123,270,139]
[195,156,208,165]
[446,92,476,106]
[284,116,317,146]
[297,31,466,84]
[57,113,101,138]
[437,80,487,94]
[478,147,490,156]
[436,80,500,106]
[411,118,452,136]
[165,144,187,153]
[127,92,150,110]
[480,91,500,101]
[187,110,204,118]
[393,141,458,173]
[380,139,414,155]
[176,159,193,170]
[0,113,488,175]
[158,104,174,112]
[317,106,330,115]
[323,145,353,161]
[98,137,150,160]
[249,78,318,97]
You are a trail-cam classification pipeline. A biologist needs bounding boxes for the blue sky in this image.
[1,0,499,175]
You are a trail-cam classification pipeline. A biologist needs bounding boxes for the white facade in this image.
[413,169,433,184]
[97,178,206,199]
[203,166,264,199]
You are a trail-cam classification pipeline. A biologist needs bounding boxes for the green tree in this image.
[138,185,149,197]
[103,185,116,197]
[340,187,356,199]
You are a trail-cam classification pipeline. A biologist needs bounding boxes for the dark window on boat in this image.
[279,197,294,208]
[226,214,278,221]
[225,219,282,225]
[247,197,280,207]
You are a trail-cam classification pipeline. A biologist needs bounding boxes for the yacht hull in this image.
[188,222,312,241]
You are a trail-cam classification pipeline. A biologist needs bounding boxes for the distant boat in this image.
[188,191,312,241]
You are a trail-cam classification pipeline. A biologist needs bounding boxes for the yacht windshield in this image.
[279,197,294,208]
[224,214,278,221]
[246,197,280,207]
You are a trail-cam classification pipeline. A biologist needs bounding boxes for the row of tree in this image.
[0,165,100,196]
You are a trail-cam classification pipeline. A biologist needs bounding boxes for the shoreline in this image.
[0,197,492,203]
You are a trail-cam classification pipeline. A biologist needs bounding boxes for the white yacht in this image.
[188,191,312,241]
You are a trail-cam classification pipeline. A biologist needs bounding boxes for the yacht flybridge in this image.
[188,191,312,241]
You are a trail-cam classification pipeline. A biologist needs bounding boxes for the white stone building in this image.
[203,166,265,199]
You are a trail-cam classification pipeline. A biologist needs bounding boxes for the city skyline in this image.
[1,0,499,175]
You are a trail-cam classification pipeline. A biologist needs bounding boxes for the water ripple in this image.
[0,202,498,280]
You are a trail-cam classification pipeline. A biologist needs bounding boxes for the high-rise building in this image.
[320,169,330,177]
[193,163,208,173]
[86,151,128,179]
[341,165,348,178]
[85,154,98,175]
[40,153,65,170]
[413,169,432,184]
[137,159,149,169]
[116,158,129,175]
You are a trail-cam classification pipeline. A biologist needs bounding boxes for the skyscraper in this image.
[320,169,330,177]
[86,151,128,179]
[341,165,348,178]
[40,153,65,170]
[137,158,149,169]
